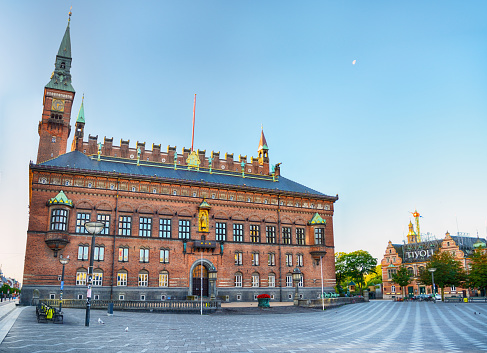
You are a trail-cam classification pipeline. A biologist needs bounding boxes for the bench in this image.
[36,303,63,324]
[469,297,487,303]
[322,292,339,298]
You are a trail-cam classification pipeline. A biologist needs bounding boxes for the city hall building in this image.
[381,212,487,299]
[21,16,338,305]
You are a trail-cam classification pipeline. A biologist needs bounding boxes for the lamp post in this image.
[59,255,70,313]
[292,267,302,305]
[84,221,104,327]
[428,268,436,303]
[208,266,217,300]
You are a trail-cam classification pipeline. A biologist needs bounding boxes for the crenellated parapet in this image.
[75,135,272,176]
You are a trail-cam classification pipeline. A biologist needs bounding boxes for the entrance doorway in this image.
[419,287,426,294]
[192,265,209,297]
[408,286,414,297]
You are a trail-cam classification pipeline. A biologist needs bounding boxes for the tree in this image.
[391,266,412,298]
[468,250,487,294]
[334,252,348,294]
[335,250,377,293]
[417,251,466,301]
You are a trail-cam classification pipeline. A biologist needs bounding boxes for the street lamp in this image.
[84,221,104,327]
[292,267,302,305]
[59,255,70,313]
[208,266,217,300]
[428,268,436,302]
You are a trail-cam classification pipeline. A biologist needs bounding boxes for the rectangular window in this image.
[391,285,396,293]
[314,228,324,245]
[78,245,89,260]
[159,218,171,238]
[251,252,259,266]
[139,217,152,237]
[159,272,168,287]
[286,274,293,287]
[233,223,243,242]
[282,227,291,244]
[94,246,104,261]
[97,214,110,235]
[76,271,87,285]
[93,272,103,286]
[235,252,243,266]
[160,249,169,263]
[286,254,293,267]
[138,273,148,287]
[297,254,303,267]
[178,219,190,239]
[268,253,276,266]
[296,228,305,245]
[118,247,128,262]
[298,276,303,287]
[140,248,149,263]
[266,226,276,244]
[118,216,132,236]
[252,274,260,287]
[50,209,68,231]
[216,222,227,241]
[117,272,127,286]
[76,213,90,233]
[268,274,275,287]
[250,225,260,243]
[235,274,242,287]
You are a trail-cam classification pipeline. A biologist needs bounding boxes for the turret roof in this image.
[258,129,268,151]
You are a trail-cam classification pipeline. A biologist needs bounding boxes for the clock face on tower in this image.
[52,99,65,112]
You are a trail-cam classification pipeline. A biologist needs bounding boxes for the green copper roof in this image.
[76,97,85,123]
[45,21,75,93]
[57,24,72,58]
[473,238,486,249]
[47,190,74,207]
[199,199,211,209]
[308,212,326,225]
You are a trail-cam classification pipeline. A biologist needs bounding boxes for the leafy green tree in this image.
[365,265,382,287]
[417,251,466,301]
[391,266,412,298]
[468,250,487,293]
[335,250,377,292]
[334,252,348,294]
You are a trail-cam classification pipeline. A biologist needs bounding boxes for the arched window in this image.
[407,267,414,277]
[159,271,169,287]
[252,272,260,287]
[138,270,149,287]
[117,270,127,286]
[235,272,243,287]
[268,273,276,287]
[76,268,87,286]
[93,269,103,286]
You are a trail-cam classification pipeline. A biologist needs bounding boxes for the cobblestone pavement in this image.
[1,300,486,352]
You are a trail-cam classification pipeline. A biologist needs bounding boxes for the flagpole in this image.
[191,94,196,151]
[200,250,203,315]
[321,256,324,311]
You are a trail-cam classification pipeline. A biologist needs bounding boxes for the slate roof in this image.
[38,151,337,200]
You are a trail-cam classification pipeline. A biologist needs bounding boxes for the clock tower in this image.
[36,12,76,164]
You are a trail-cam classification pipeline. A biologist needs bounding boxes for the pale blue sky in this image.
[1,1,486,282]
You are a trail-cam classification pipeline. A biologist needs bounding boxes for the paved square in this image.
[1,300,486,352]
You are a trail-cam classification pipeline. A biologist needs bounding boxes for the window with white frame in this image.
[391,285,396,293]
[94,245,104,261]
[139,217,152,237]
[235,272,243,287]
[97,214,110,235]
[117,271,127,286]
[451,285,456,292]
[140,248,149,263]
[93,270,103,286]
[178,219,190,239]
[252,273,260,287]
[159,271,169,287]
[159,218,171,238]
[138,271,149,287]
[251,252,259,266]
[76,213,90,233]
[296,254,303,267]
[298,275,304,287]
[235,251,243,266]
[286,253,293,267]
[314,228,325,245]
[50,209,68,231]
[286,274,293,287]
[118,247,129,262]
[160,248,169,263]
[76,269,87,285]
[216,222,226,241]
[268,252,276,266]
[78,245,89,261]
[268,273,276,287]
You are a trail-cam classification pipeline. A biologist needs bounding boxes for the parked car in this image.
[435,294,441,301]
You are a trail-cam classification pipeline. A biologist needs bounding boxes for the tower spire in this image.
[257,127,270,174]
